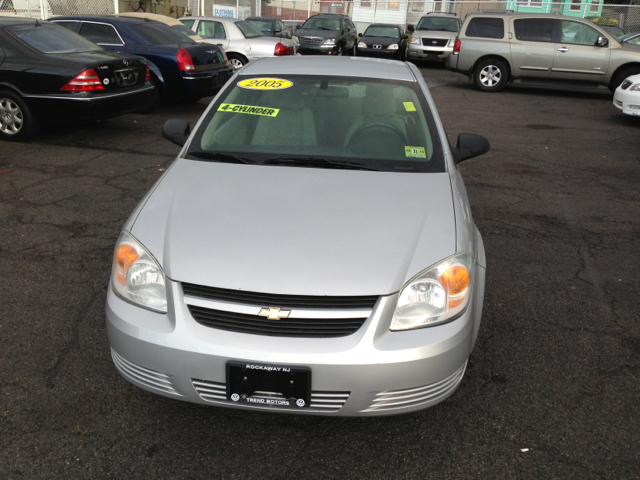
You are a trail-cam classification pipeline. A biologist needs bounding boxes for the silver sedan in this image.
[106,56,489,416]
[179,16,297,70]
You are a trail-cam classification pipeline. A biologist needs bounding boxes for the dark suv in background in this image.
[293,14,358,55]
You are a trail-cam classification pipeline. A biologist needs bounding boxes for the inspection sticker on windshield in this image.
[403,102,416,112]
[218,104,279,117]
[405,146,426,158]
[237,78,293,90]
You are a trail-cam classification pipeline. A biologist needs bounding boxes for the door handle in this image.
[557,47,568,53]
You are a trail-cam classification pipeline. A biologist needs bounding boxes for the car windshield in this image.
[133,22,195,45]
[247,19,273,33]
[301,18,341,31]
[188,75,445,173]
[364,26,400,38]
[416,17,459,32]
[7,23,102,54]
[602,26,625,39]
[235,21,264,38]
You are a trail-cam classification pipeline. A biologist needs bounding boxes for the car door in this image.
[195,19,230,50]
[77,21,126,53]
[509,17,555,79]
[550,19,610,82]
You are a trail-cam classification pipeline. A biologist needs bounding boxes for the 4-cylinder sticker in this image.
[218,103,279,117]
[403,102,416,112]
[405,146,426,158]
[237,78,293,90]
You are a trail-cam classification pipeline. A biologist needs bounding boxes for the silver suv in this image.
[446,11,640,92]
[407,13,460,62]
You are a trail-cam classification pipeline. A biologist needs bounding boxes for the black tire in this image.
[610,67,640,93]
[473,58,509,93]
[227,54,247,71]
[0,89,38,142]
[137,76,161,114]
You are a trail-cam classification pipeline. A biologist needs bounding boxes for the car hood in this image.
[131,160,456,296]
[295,29,339,39]
[413,30,457,39]
[362,36,401,46]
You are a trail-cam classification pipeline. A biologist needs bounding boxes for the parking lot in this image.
[1,63,639,478]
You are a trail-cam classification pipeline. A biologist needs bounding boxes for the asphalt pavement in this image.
[1,63,638,479]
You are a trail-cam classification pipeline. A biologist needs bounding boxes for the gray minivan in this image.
[446,11,640,92]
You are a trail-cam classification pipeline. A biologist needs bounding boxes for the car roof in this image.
[246,16,279,21]
[309,14,349,19]
[117,12,183,26]
[240,56,416,81]
[420,13,458,17]
[52,15,149,25]
[0,17,40,25]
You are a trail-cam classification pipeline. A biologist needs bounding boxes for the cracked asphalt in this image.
[1,64,639,479]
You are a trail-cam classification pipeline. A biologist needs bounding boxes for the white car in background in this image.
[614,74,640,117]
[179,16,296,70]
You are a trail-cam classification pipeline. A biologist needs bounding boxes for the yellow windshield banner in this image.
[403,102,416,112]
[237,78,293,90]
[218,104,279,117]
[405,146,426,158]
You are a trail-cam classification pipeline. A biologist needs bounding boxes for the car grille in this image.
[621,79,633,90]
[192,379,350,412]
[299,36,324,46]
[422,38,448,47]
[361,361,467,413]
[111,348,181,396]
[188,305,367,337]
[182,283,379,309]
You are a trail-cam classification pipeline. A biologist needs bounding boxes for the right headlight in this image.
[410,37,420,45]
[292,35,299,43]
[390,253,474,331]
[111,230,167,313]
[323,38,336,45]
[630,83,640,91]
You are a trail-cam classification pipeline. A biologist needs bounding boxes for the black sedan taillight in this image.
[60,69,104,91]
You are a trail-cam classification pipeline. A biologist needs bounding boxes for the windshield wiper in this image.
[187,151,255,164]
[263,157,379,171]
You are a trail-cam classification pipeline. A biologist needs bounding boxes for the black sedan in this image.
[0,18,154,141]
[51,16,233,107]
[357,24,408,61]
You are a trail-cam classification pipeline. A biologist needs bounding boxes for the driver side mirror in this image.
[358,32,363,37]
[597,36,608,47]
[452,133,490,164]
[162,119,191,147]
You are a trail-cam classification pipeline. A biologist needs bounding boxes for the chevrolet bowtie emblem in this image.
[258,307,291,320]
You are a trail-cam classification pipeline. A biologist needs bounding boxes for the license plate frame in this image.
[226,361,311,408]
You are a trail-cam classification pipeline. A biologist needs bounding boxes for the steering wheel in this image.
[346,122,408,148]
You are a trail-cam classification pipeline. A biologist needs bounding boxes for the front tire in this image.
[0,90,38,142]
[473,58,508,92]
[227,54,247,71]
[610,67,640,93]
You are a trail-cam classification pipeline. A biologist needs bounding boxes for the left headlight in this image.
[387,44,399,50]
[323,38,336,45]
[358,41,367,48]
[630,83,640,91]
[111,230,167,313]
[390,253,474,331]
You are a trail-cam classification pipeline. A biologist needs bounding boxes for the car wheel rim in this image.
[229,58,244,70]
[480,66,501,87]
[0,98,23,135]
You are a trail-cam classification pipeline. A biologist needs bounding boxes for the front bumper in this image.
[357,48,402,60]
[23,85,155,122]
[106,278,480,416]
[408,44,453,62]
[613,87,640,116]
[298,44,340,55]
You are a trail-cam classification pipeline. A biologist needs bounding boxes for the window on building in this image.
[570,0,582,11]
[589,0,601,13]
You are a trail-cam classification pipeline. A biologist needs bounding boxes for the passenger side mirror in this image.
[452,133,490,164]
[597,36,608,47]
[407,24,415,33]
[358,32,363,37]
[162,119,191,147]
[296,24,302,29]
[402,34,409,40]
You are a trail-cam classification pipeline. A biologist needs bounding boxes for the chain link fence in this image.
[1,0,638,33]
